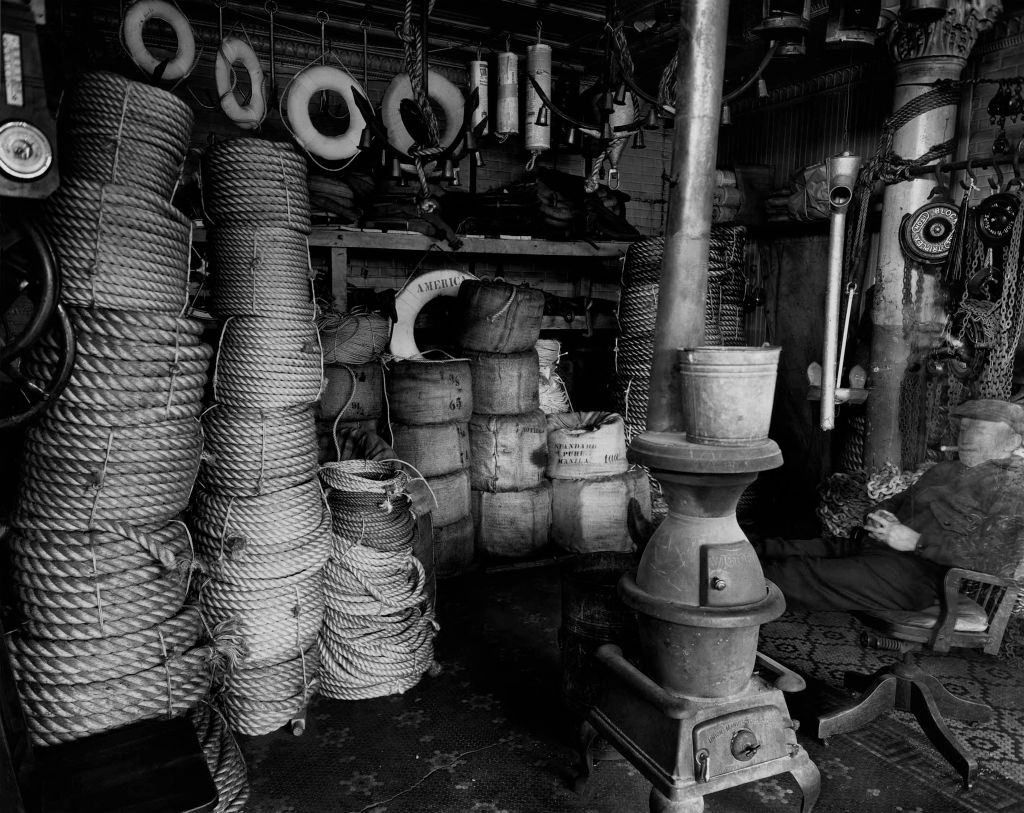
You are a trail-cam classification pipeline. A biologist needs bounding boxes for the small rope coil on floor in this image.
[317,460,438,700]
[318,310,391,364]
[188,701,250,813]
[42,178,192,314]
[213,317,324,408]
[59,71,194,201]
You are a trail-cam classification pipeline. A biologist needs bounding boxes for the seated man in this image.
[758,398,1024,612]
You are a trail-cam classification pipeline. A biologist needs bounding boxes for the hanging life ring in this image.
[215,36,266,130]
[382,70,465,163]
[122,0,196,82]
[390,269,477,359]
[285,65,367,162]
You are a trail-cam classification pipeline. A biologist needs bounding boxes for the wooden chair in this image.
[817,566,1022,789]
[0,618,219,813]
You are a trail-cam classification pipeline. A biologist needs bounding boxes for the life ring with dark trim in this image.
[382,71,464,158]
[215,36,266,130]
[390,269,476,359]
[286,65,367,161]
[122,0,196,81]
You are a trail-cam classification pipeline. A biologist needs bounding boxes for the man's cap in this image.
[950,399,1024,434]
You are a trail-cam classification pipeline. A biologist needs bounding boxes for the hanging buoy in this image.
[525,43,552,155]
[215,36,266,130]
[122,0,196,81]
[389,269,477,359]
[469,59,489,136]
[382,70,464,157]
[285,65,367,161]
[496,51,519,137]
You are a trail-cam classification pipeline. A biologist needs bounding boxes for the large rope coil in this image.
[59,71,194,201]
[219,646,319,736]
[317,460,437,700]
[213,317,323,408]
[42,178,191,314]
[201,138,311,234]
[207,226,316,320]
[200,404,320,497]
[318,311,391,365]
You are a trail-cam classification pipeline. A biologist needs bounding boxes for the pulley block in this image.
[899,201,958,265]
[975,192,1020,247]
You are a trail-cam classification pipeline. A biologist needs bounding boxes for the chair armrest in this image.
[930,568,1023,653]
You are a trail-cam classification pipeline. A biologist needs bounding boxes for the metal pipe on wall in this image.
[646,0,732,433]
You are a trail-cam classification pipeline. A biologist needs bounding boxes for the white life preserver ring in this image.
[390,269,477,359]
[215,36,266,130]
[122,0,196,81]
[285,65,367,162]
[382,70,464,159]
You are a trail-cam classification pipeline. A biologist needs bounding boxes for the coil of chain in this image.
[816,462,933,539]
[318,310,392,364]
[978,191,1024,399]
[59,71,194,201]
[188,702,250,813]
[207,226,316,320]
[317,461,438,700]
[201,139,312,233]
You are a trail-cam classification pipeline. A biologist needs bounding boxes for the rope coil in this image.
[318,310,391,364]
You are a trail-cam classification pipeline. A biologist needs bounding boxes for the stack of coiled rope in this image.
[196,137,328,736]
[317,461,438,700]
[10,71,219,747]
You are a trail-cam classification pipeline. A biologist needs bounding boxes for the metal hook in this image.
[929,162,949,200]
[959,158,978,192]
[264,1,278,14]
[1011,138,1024,190]
[990,151,1004,191]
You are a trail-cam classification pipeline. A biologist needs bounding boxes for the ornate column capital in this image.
[888,0,1002,62]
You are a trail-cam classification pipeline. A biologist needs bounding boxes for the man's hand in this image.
[864,510,921,552]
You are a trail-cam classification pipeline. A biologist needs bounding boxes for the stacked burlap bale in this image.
[9,71,220,748]
[317,461,437,699]
[546,412,651,552]
[459,281,551,559]
[317,311,391,462]
[387,357,474,576]
[195,138,328,736]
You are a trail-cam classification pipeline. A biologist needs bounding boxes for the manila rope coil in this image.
[318,460,438,699]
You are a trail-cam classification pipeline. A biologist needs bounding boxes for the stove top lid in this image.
[628,432,783,474]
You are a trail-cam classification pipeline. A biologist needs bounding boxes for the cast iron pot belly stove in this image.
[580,419,820,811]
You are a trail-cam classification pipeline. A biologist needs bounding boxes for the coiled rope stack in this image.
[318,461,438,699]
[10,71,219,747]
[196,138,328,736]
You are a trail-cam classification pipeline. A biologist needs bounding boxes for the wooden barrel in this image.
[434,514,474,577]
[469,410,547,492]
[466,350,539,415]
[319,362,383,420]
[546,412,628,479]
[560,552,638,713]
[424,468,471,527]
[390,420,470,477]
[386,357,473,424]
[551,469,651,554]
[457,280,546,353]
[472,481,552,559]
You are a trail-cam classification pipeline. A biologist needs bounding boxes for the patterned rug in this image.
[241,566,1024,813]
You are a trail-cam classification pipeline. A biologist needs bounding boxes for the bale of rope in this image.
[537,339,571,414]
[213,317,323,409]
[319,311,391,365]
[219,646,319,736]
[317,460,438,700]
[199,404,319,497]
[469,410,547,492]
[472,481,552,559]
[42,178,192,314]
[201,138,311,234]
[207,226,315,320]
[551,470,650,554]
[466,349,540,415]
[423,468,471,527]
[386,357,473,424]
[390,420,470,477]
[433,515,474,577]
[546,412,628,480]
[457,280,546,354]
[59,71,193,202]
[320,362,384,421]
[188,702,250,813]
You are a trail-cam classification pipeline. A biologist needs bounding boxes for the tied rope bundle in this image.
[42,178,192,314]
[207,226,316,320]
[318,310,391,365]
[317,461,438,700]
[59,71,194,201]
[219,647,319,736]
[537,339,571,414]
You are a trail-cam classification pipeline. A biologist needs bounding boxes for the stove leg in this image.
[572,719,599,793]
[789,753,821,813]
[649,787,704,813]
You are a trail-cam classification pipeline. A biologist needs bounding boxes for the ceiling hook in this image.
[990,149,1004,191]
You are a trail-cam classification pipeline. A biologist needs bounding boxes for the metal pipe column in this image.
[646,0,732,433]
